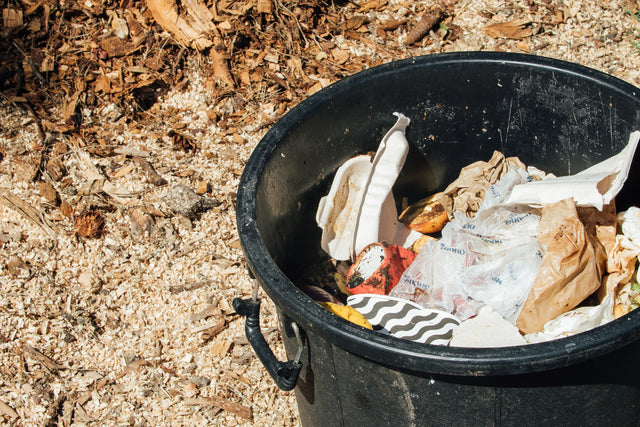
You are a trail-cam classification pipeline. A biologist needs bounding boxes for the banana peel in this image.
[319,302,373,330]
[410,234,437,253]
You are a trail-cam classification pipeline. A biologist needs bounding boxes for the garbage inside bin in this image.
[314,116,640,342]
[316,113,421,262]
[450,305,526,347]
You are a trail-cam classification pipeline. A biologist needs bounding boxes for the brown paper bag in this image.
[437,151,526,219]
[517,198,606,334]
[577,202,617,296]
[577,202,640,308]
[603,236,640,310]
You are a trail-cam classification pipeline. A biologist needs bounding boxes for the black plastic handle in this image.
[232,297,302,391]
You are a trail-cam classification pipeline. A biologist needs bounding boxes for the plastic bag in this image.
[525,295,614,343]
[391,167,543,322]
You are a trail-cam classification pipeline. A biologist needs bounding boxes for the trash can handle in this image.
[232,296,303,391]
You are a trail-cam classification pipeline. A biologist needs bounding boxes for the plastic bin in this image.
[233,52,640,426]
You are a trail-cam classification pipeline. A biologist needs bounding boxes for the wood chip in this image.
[78,271,103,293]
[59,200,74,218]
[359,0,387,12]
[134,156,167,186]
[0,400,19,420]
[144,0,215,50]
[210,43,236,88]
[379,18,407,31]
[38,181,60,205]
[117,358,149,378]
[75,150,135,204]
[3,7,23,28]
[110,164,135,178]
[196,180,209,194]
[210,339,232,357]
[129,207,155,236]
[6,254,29,277]
[189,304,222,322]
[485,18,534,39]
[200,319,227,340]
[45,157,66,181]
[0,189,55,236]
[346,15,367,30]
[21,344,65,371]
[257,0,273,15]
[14,153,41,182]
[184,395,252,420]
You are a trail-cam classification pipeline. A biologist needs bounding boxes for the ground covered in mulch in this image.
[1,0,639,425]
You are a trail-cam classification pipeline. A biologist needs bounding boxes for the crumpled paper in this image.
[507,131,640,209]
[605,235,640,306]
[521,204,617,341]
[516,198,606,334]
[606,208,640,316]
[520,205,640,342]
[436,150,527,220]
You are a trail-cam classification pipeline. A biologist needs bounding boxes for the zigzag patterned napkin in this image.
[347,294,460,345]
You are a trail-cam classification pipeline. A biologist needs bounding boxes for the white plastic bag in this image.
[525,295,614,343]
[391,166,543,322]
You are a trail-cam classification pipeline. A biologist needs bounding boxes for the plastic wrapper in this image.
[392,167,543,322]
[525,296,614,343]
[347,294,460,345]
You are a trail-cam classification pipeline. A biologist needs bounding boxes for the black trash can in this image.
[233,52,640,426]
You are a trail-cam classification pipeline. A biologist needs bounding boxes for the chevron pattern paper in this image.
[347,294,460,345]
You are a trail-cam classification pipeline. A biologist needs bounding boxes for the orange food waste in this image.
[398,193,449,234]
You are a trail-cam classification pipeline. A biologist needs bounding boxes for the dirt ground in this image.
[1,0,640,425]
